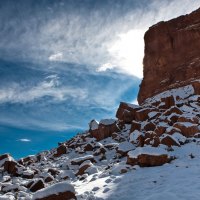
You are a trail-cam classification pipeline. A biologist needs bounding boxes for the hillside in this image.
[1,7,200,200]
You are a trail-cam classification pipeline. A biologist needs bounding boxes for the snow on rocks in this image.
[173,122,199,137]
[71,155,95,165]
[1,82,200,199]
[117,141,135,156]
[89,119,119,141]
[76,160,93,176]
[116,102,140,123]
[89,119,99,130]
[0,154,13,167]
[160,134,180,147]
[29,179,45,192]
[129,130,144,147]
[32,181,76,200]
[127,147,170,167]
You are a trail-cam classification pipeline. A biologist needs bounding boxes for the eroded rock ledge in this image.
[138,7,200,104]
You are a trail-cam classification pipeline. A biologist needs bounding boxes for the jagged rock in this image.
[159,96,175,110]
[135,108,157,121]
[93,146,106,156]
[129,130,144,147]
[21,170,35,179]
[143,122,156,131]
[84,143,94,151]
[143,132,160,147]
[127,147,169,167]
[173,122,199,137]
[89,119,119,141]
[160,134,180,147]
[54,144,67,157]
[0,154,13,167]
[44,176,54,183]
[130,120,141,132]
[71,155,95,165]
[154,126,167,137]
[192,81,200,95]
[3,160,23,176]
[48,168,60,176]
[168,114,179,124]
[177,116,199,124]
[164,106,183,116]
[30,179,45,192]
[21,155,35,165]
[138,8,200,104]
[116,102,140,123]
[76,160,93,176]
[117,141,135,157]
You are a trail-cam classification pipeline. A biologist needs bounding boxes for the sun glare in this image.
[108,29,145,78]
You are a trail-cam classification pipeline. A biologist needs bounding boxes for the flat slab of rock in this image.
[32,181,76,200]
[71,155,95,165]
[127,147,169,167]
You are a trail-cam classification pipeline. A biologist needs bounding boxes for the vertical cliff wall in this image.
[138,8,200,104]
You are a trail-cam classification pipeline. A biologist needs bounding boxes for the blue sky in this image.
[0,0,200,158]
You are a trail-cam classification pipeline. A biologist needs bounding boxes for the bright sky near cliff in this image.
[0,0,200,158]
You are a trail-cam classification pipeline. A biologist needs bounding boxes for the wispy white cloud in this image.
[48,52,63,61]
[18,138,31,142]
[0,0,199,77]
[0,75,87,103]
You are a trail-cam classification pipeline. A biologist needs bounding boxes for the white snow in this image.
[148,111,158,118]
[172,132,187,144]
[32,181,75,199]
[99,119,116,125]
[126,103,140,109]
[117,141,135,152]
[128,147,168,159]
[0,156,13,167]
[71,155,94,163]
[89,120,99,130]
[144,84,194,104]
[129,130,143,144]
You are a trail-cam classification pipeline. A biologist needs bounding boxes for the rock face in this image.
[127,147,169,167]
[138,8,200,104]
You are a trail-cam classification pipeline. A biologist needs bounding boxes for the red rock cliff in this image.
[138,8,200,104]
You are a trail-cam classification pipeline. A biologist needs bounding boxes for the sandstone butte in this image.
[138,7,200,104]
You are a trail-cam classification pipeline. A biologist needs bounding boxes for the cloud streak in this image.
[0,0,199,77]
[0,75,87,103]
[18,138,31,142]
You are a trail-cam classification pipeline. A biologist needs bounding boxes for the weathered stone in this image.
[84,143,93,151]
[3,160,23,176]
[30,179,45,192]
[135,108,157,121]
[154,126,166,137]
[127,147,169,167]
[130,120,141,132]
[173,122,199,137]
[159,96,175,110]
[76,161,92,176]
[90,119,119,141]
[32,182,76,200]
[48,168,60,176]
[160,135,180,147]
[143,122,156,131]
[54,144,67,157]
[129,130,144,147]
[116,102,140,123]
[71,155,95,165]
[164,106,183,116]
[138,8,200,104]
[177,116,199,124]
